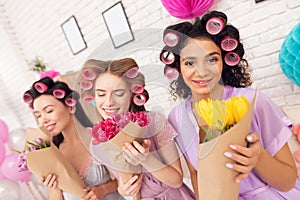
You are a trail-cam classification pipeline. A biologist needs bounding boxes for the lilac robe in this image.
[168,85,300,199]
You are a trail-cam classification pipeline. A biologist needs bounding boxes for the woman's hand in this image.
[81,186,104,200]
[122,139,151,166]
[224,132,262,183]
[40,174,59,190]
[118,174,143,197]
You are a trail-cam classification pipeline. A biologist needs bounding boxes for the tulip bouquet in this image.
[195,95,255,200]
[89,111,151,200]
[23,128,86,198]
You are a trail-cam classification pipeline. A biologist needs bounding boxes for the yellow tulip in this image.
[225,98,235,126]
[232,96,250,122]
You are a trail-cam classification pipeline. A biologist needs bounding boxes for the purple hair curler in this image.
[65,97,77,107]
[79,80,93,90]
[82,68,96,80]
[164,67,179,81]
[221,36,238,51]
[53,89,66,99]
[224,52,241,66]
[206,17,225,35]
[161,51,175,65]
[163,32,179,47]
[82,94,95,104]
[23,92,33,104]
[133,94,146,106]
[125,66,139,79]
[34,82,48,93]
[130,84,144,94]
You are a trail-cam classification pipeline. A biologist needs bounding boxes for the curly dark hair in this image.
[23,77,93,147]
[78,58,149,113]
[160,11,252,100]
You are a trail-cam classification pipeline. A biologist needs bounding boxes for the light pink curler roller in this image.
[164,67,179,81]
[133,94,146,106]
[206,17,225,35]
[221,36,238,51]
[53,89,66,99]
[164,32,179,47]
[224,52,241,66]
[161,51,175,65]
[125,66,139,79]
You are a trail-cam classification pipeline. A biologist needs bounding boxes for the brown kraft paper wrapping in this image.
[197,94,256,200]
[25,128,86,198]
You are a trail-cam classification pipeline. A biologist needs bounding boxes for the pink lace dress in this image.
[139,112,195,200]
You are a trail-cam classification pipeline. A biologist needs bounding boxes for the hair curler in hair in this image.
[82,68,97,80]
[224,52,241,66]
[164,32,179,47]
[23,92,33,104]
[82,94,95,104]
[133,94,146,106]
[34,82,48,93]
[125,66,139,79]
[221,36,238,51]
[161,51,175,65]
[206,17,225,35]
[79,80,93,90]
[164,67,179,81]
[53,89,66,99]
[130,84,144,94]
[65,97,77,107]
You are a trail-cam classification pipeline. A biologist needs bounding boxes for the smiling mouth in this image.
[103,108,119,116]
[45,124,55,132]
[192,79,212,86]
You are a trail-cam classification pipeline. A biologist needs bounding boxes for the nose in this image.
[104,94,114,107]
[194,63,209,77]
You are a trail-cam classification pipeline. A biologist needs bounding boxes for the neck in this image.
[191,84,224,104]
[61,118,81,144]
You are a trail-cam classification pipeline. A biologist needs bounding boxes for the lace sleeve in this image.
[152,112,177,148]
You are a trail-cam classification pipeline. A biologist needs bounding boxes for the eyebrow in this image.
[33,105,54,114]
[181,52,221,61]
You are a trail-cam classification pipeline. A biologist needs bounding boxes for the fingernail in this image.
[247,135,253,141]
[224,152,232,158]
[236,178,241,183]
[229,145,236,150]
[225,163,233,169]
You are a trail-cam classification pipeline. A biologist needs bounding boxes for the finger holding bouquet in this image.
[79,58,195,199]
[160,10,300,199]
[23,77,124,200]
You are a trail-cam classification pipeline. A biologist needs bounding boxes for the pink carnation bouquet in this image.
[89,111,150,200]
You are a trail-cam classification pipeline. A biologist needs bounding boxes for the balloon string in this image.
[25,182,38,200]
[31,181,47,200]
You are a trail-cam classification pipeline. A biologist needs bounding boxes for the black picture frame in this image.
[61,16,87,55]
[102,1,134,48]
[255,0,266,3]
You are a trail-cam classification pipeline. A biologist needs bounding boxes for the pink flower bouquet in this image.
[89,112,151,200]
[23,128,86,198]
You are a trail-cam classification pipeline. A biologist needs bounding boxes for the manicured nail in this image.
[229,145,237,150]
[225,163,233,169]
[247,135,253,141]
[224,152,232,158]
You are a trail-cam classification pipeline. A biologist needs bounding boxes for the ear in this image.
[69,106,76,114]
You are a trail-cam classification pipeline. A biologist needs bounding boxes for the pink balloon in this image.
[0,119,9,143]
[161,0,215,19]
[0,141,5,165]
[0,153,31,182]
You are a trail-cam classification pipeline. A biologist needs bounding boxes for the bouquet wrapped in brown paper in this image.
[195,95,256,200]
[22,128,86,198]
[89,112,152,200]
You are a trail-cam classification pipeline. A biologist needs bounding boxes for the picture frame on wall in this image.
[61,16,87,55]
[102,1,134,48]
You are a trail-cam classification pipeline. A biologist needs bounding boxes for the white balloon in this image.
[7,128,26,151]
[0,179,20,200]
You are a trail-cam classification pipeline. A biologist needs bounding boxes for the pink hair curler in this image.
[82,68,96,80]
[82,94,95,104]
[53,89,66,99]
[161,51,175,65]
[163,32,179,47]
[164,67,179,81]
[206,17,225,35]
[34,82,48,93]
[23,92,33,103]
[65,97,77,107]
[130,84,144,94]
[221,36,238,51]
[125,66,139,79]
[224,52,241,66]
[79,80,93,90]
[133,94,146,106]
